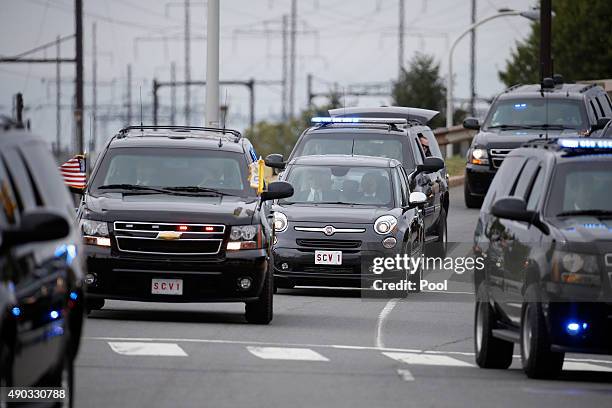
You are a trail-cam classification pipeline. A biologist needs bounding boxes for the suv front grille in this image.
[296,239,362,249]
[301,266,357,274]
[114,221,225,256]
[489,148,514,168]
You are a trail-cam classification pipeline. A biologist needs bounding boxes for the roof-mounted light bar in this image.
[311,117,407,125]
[558,138,612,149]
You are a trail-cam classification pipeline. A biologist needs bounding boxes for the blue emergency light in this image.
[558,138,612,149]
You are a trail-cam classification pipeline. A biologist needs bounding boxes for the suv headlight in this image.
[374,215,398,235]
[80,219,110,247]
[469,148,489,165]
[552,250,600,285]
[273,212,288,233]
[227,225,261,250]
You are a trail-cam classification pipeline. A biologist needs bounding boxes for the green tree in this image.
[392,53,448,128]
[499,0,612,86]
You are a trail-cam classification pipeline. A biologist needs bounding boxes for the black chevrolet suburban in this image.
[463,78,612,208]
[473,137,612,378]
[77,126,292,324]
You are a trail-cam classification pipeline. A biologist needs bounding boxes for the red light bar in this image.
[178,225,189,231]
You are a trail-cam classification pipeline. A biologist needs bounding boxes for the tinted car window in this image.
[0,155,19,226]
[526,167,546,210]
[419,130,443,158]
[483,98,588,131]
[293,132,416,170]
[482,156,526,211]
[545,162,612,216]
[21,143,73,215]
[513,159,539,199]
[2,148,39,210]
[90,147,256,196]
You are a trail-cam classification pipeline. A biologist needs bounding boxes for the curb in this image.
[448,175,465,188]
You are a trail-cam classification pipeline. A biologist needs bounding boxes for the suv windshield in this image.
[292,132,415,170]
[545,162,612,217]
[483,98,588,131]
[90,147,256,196]
[281,165,394,207]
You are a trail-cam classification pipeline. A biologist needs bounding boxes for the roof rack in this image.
[117,125,242,142]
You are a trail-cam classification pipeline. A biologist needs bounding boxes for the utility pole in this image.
[91,22,97,152]
[15,93,24,127]
[469,0,476,116]
[170,62,176,125]
[126,64,132,124]
[398,0,405,78]
[540,0,552,80]
[289,0,297,118]
[56,36,61,154]
[205,0,220,127]
[282,14,289,120]
[75,0,84,154]
[307,73,313,109]
[184,0,191,124]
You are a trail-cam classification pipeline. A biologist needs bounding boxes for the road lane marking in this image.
[107,341,187,356]
[85,337,612,366]
[563,361,612,372]
[383,352,474,367]
[375,298,399,349]
[247,346,329,361]
[396,368,415,381]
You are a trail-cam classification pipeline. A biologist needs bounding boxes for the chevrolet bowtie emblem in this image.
[157,231,182,240]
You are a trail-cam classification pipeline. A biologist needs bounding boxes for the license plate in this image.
[315,250,342,265]
[151,278,183,295]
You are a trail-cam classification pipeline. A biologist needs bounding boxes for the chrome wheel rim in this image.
[475,302,484,353]
[522,306,532,361]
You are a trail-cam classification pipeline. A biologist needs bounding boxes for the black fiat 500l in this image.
[272,155,431,290]
[473,137,612,379]
[77,126,292,324]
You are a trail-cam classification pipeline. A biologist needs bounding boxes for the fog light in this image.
[281,263,289,270]
[238,277,252,290]
[85,273,97,285]
[382,237,397,249]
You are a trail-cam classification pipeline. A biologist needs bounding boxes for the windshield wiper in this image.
[98,184,173,194]
[163,186,235,196]
[556,209,612,218]
[486,125,527,130]
[316,201,370,206]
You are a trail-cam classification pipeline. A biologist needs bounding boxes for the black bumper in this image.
[84,245,268,302]
[465,164,497,197]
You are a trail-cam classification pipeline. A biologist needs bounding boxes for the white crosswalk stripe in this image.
[108,341,188,356]
[563,361,612,372]
[383,352,474,367]
[246,346,330,361]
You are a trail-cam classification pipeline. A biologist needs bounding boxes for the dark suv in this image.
[473,137,612,378]
[265,107,447,253]
[463,78,612,208]
[0,124,84,402]
[77,126,292,324]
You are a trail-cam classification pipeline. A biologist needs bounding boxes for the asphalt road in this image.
[75,187,612,408]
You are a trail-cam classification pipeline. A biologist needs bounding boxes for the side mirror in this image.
[491,197,549,234]
[264,154,286,170]
[418,157,444,174]
[408,191,427,207]
[261,181,294,202]
[1,209,70,249]
[463,117,480,130]
[592,117,610,131]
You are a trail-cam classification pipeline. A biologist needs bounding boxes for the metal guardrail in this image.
[433,125,476,158]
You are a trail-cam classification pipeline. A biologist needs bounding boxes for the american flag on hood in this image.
[59,155,86,189]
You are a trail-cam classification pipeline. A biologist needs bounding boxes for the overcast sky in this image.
[0,0,536,150]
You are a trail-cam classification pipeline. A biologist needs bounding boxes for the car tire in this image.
[464,180,483,209]
[520,287,564,379]
[53,356,74,408]
[245,271,273,325]
[433,207,448,257]
[0,333,14,389]
[85,298,105,315]
[474,284,513,369]
[405,236,423,294]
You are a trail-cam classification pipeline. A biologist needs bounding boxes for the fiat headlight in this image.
[374,215,398,235]
[273,212,288,233]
